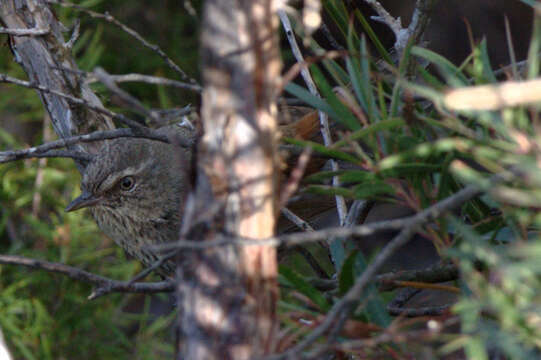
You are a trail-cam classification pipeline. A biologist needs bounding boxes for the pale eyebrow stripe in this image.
[99,158,153,192]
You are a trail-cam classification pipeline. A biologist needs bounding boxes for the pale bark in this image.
[177,0,281,358]
[0,0,113,170]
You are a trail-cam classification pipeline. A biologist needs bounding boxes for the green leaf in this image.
[310,65,361,130]
[284,82,336,117]
[380,163,441,177]
[279,266,331,312]
[417,65,445,89]
[478,39,497,83]
[354,9,393,64]
[323,0,354,43]
[412,46,469,86]
[401,80,444,108]
[338,251,357,295]
[322,57,350,86]
[303,170,343,183]
[338,170,376,183]
[333,118,405,148]
[306,185,355,198]
[352,181,394,198]
[339,251,391,326]
[527,12,541,79]
[284,137,360,163]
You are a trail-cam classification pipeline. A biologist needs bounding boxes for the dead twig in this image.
[0,127,192,164]
[0,255,174,300]
[0,26,48,35]
[279,146,313,208]
[93,67,161,123]
[264,181,485,359]
[86,72,201,92]
[365,0,437,56]
[47,0,199,85]
[0,72,147,131]
[279,11,347,227]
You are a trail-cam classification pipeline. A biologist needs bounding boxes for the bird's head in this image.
[66,137,190,222]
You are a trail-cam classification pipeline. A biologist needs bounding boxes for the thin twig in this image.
[94,67,160,123]
[264,182,484,359]
[153,181,485,252]
[387,287,451,317]
[281,208,316,232]
[52,66,202,92]
[0,127,190,164]
[0,26,49,36]
[376,263,459,292]
[127,251,177,285]
[48,0,199,85]
[279,12,348,272]
[64,18,80,49]
[86,72,202,92]
[2,149,93,163]
[332,318,459,352]
[279,146,313,208]
[309,263,460,292]
[291,245,330,279]
[365,0,436,56]
[0,255,174,299]
[0,72,146,130]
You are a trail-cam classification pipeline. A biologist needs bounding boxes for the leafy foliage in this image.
[278,1,541,358]
[0,1,190,358]
[1,0,541,359]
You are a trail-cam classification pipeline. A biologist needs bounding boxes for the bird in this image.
[65,109,327,277]
[65,124,197,276]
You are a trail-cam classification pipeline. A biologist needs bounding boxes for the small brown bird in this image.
[65,125,196,276]
[65,110,327,276]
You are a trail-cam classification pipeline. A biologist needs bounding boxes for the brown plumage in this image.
[66,111,325,276]
[66,125,196,276]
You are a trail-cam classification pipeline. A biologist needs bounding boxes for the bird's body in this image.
[66,125,196,276]
[66,110,324,276]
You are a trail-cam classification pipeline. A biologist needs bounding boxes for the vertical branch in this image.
[0,0,114,169]
[177,0,281,359]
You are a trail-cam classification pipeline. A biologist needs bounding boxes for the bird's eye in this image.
[119,176,135,191]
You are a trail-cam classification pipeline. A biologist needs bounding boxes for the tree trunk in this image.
[176,0,281,358]
[0,0,113,170]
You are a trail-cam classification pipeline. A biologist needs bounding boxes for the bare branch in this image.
[279,10,348,273]
[87,72,202,92]
[0,0,115,164]
[265,181,485,359]
[0,127,192,164]
[0,26,49,35]
[281,207,315,232]
[93,67,161,123]
[0,72,149,130]
[279,146,312,208]
[309,263,460,292]
[127,251,177,285]
[0,255,174,299]
[377,263,459,292]
[64,18,80,49]
[1,149,93,163]
[51,65,202,92]
[153,180,489,254]
[48,0,199,85]
[365,0,438,56]
[387,288,451,317]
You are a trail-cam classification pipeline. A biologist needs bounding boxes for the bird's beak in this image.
[65,191,101,212]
